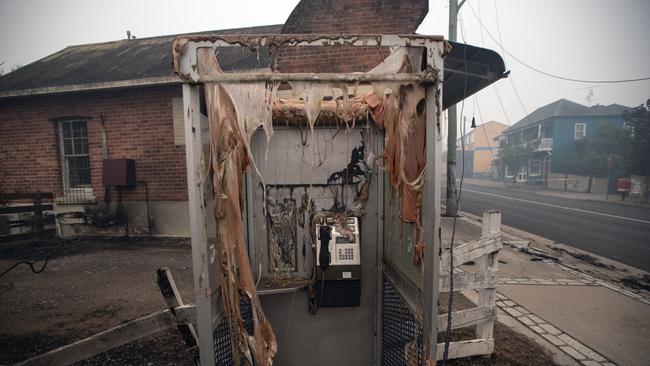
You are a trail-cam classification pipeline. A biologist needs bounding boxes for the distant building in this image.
[455,121,508,178]
[494,98,633,184]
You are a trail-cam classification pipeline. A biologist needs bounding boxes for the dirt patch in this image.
[0,236,189,261]
[0,330,195,366]
[439,322,557,366]
[438,293,558,366]
[0,332,68,364]
[0,238,194,364]
[73,330,195,366]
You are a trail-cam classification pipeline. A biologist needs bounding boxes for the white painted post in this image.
[477,210,500,347]
[183,84,217,365]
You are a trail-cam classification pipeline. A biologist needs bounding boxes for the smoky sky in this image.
[1,0,648,141]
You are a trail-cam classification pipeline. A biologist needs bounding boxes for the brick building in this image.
[0,24,281,236]
[0,0,504,237]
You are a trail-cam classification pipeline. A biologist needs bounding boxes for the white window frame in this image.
[574,123,586,140]
[57,120,93,201]
[529,159,542,176]
[623,121,634,137]
[465,132,474,145]
[504,165,515,178]
[516,166,527,182]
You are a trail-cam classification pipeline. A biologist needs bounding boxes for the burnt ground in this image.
[439,294,557,366]
[1,238,556,365]
[0,237,196,365]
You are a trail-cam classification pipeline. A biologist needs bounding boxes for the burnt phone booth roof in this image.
[443,41,508,109]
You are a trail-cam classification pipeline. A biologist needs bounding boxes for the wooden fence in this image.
[437,210,502,360]
[0,192,55,242]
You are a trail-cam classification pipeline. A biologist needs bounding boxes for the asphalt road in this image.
[446,182,650,272]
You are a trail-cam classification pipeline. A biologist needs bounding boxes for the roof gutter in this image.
[0,76,181,99]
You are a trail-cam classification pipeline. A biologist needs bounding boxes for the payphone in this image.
[313,216,361,308]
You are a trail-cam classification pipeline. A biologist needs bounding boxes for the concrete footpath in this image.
[441,214,650,366]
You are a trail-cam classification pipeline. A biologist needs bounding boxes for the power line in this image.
[492,0,531,126]
[472,2,511,125]
[470,2,589,246]
[469,4,549,206]
[493,84,511,124]
[493,0,527,115]
[465,2,650,84]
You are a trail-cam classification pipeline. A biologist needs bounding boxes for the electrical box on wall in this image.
[103,159,136,187]
[315,216,361,307]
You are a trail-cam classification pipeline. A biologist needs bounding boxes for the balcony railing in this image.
[537,138,553,151]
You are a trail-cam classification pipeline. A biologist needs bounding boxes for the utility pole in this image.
[446,0,465,217]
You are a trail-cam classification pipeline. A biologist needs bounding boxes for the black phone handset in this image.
[309,224,332,314]
[318,225,332,270]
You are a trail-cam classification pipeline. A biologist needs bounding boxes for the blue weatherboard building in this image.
[495,99,633,184]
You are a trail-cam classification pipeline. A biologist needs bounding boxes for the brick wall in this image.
[282,0,428,34]
[277,0,428,73]
[0,85,187,203]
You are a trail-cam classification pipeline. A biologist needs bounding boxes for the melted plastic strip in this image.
[204,83,277,366]
[289,81,332,168]
[199,48,277,366]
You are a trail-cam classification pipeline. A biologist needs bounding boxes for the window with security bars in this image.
[58,120,93,203]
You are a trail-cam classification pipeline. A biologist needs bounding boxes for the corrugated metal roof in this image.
[504,98,633,133]
[0,24,282,92]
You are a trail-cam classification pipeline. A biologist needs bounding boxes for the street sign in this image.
[617,177,631,192]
